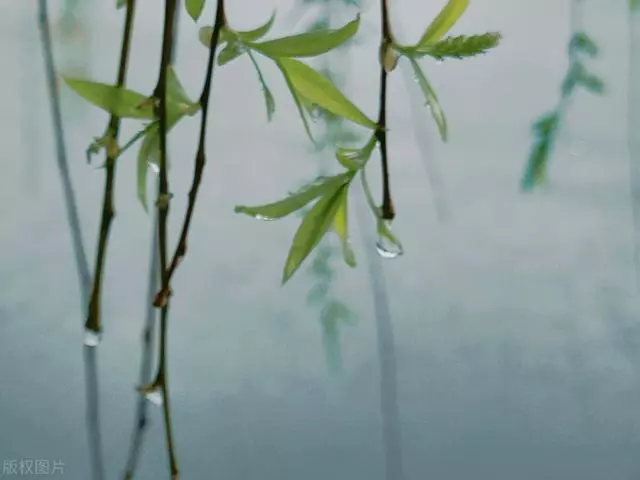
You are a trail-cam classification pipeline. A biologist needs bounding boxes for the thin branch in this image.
[153,0,227,302]
[145,0,182,477]
[85,0,138,335]
[37,2,104,479]
[123,4,181,478]
[377,0,394,220]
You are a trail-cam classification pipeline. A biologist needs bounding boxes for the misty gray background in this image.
[2,0,640,478]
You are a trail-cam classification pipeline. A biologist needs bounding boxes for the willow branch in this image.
[153,0,227,302]
[38,3,105,480]
[377,0,394,220]
[143,0,182,477]
[123,3,181,477]
[85,0,137,335]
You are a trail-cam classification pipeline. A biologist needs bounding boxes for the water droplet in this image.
[376,235,404,258]
[435,59,444,65]
[308,104,323,122]
[83,328,101,347]
[138,384,164,406]
[254,214,276,221]
[148,162,160,175]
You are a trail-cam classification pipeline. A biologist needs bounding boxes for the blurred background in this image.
[2,0,640,478]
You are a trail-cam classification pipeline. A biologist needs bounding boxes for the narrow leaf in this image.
[247,51,276,121]
[408,58,448,141]
[521,140,550,190]
[417,32,502,59]
[63,78,154,119]
[335,134,377,171]
[418,0,469,47]
[277,62,317,143]
[116,0,126,8]
[206,12,276,46]
[278,58,377,129]
[136,111,183,210]
[570,32,598,58]
[249,15,360,58]
[166,66,199,115]
[333,188,356,267]
[235,173,350,220]
[217,41,246,66]
[283,184,349,284]
[186,0,205,21]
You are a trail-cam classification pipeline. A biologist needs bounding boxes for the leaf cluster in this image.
[67,0,501,284]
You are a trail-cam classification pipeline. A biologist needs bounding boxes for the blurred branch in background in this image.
[522,0,605,190]
[628,0,640,288]
[292,1,405,478]
[37,1,104,479]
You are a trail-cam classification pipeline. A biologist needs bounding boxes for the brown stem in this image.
[150,0,180,476]
[85,0,137,334]
[153,0,227,303]
[377,0,395,221]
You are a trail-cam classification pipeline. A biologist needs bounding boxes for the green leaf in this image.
[408,58,448,141]
[333,188,356,267]
[186,0,205,21]
[137,111,183,210]
[247,51,275,121]
[277,58,377,129]
[217,41,246,66]
[416,32,502,59]
[166,66,200,115]
[576,68,605,94]
[225,12,277,43]
[335,134,377,171]
[235,173,351,220]
[206,13,277,47]
[283,184,349,284]
[277,62,317,143]
[532,112,559,136]
[418,0,469,47]
[521,140,551,190]
[632,0,640,11]
[570,32,598,58]
[249,15,360,58]
[62,77,154,119]
[116,0,126,8]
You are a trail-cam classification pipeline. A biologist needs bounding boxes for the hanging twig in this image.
[377,0,395,220]
[85,0,138,336]
[152,0,226,302]
[123,3,180,478]
[37,2,104,479]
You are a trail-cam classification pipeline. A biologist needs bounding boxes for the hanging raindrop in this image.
[83,328,101,347]
[138,384,164,407]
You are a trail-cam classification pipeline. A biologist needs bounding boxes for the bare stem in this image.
[149,0,181,476]
[153,0,227,302]
[123,4,181,476]
[85,0,137,335]
[377,0,394,220]
[37,2,105,479]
